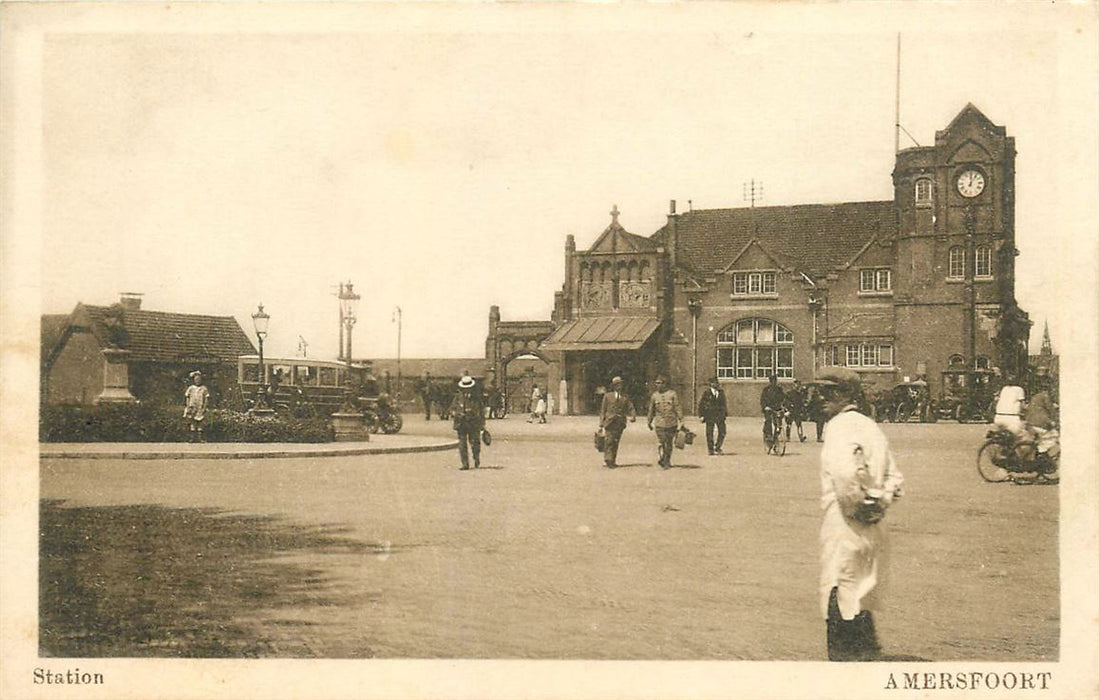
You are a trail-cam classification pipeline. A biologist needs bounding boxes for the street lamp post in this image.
[338,281,361,411]
[251,304,274,414]
[393,306,402,402]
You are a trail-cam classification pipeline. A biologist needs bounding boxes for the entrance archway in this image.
[500,351,552,415]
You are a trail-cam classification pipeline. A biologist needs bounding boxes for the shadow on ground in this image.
[39,500,379,657]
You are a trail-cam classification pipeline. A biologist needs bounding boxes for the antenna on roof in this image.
[742,180,763,209]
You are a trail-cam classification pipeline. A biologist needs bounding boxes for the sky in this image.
[36,5,1094,361]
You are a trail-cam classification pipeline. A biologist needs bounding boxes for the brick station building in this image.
[488,104,1032,416]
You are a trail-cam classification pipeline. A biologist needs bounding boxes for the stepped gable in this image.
[658,200,897,278]
[76,303,255,363]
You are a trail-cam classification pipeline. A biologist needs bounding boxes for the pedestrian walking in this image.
[528,384,542,423]
[534,392,547,424]
[647,376,683,469]
[697,377,727,455]
[450,375,484,470]
[420,372,434,420]
[785,379,808,442]
[598,376,636,468]
[815,367,905,661]
[807,384,825,442]
[183,370,210,442]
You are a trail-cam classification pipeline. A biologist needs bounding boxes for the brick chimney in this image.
[119,292,143,310]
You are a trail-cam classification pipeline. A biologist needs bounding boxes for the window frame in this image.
[731,269,779,297]
[715,317,795,380]
[858,267,892,294]
[845,343,894,368]
[915,177,933,207]
[975,245,992,278]
[948,247,965,279]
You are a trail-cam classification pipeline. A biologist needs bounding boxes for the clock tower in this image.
[892,103,1029,381]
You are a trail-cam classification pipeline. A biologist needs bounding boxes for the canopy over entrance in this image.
[541,316,661,352]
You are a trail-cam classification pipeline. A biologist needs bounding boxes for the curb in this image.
[39,440,459,461]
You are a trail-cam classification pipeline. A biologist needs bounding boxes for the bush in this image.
[40,404,334,443]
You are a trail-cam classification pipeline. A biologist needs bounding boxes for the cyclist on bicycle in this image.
[760,374,786,445]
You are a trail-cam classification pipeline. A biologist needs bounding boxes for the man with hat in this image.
[646,376,683,469]
[449,374,485,470]
[183,370,210,443]
[599,376,636,468]
[697,377,728,456]
[814,366,904,661]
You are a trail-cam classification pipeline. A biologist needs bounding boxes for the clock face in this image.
[956,169,986,198]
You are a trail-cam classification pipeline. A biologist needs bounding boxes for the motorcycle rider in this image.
[1024,371,1059,463]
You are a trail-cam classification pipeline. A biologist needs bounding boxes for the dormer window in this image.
[859,267,892,294]
[915,178,933,207]
[732,271,777,297]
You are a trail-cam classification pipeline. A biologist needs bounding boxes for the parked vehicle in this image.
[936,369,996,423]
[235,355,386,422]
[358,389,403,434]
[976,426,1059,484]
[886,380,934,423]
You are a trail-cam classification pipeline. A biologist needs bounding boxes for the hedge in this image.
[40,404,334,443]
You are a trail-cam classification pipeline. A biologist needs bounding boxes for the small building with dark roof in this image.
[41,294,256,407]
[492,104,1032,416]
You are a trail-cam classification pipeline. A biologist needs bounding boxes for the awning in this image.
[540,316,661,352]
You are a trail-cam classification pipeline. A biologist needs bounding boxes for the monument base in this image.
[331,412,369,442]
[94,387,137,404]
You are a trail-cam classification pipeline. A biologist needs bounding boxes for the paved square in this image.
[40,416,1058,660]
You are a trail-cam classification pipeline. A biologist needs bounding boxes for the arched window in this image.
[915,178,933,206]
[975,355,991,370]
[948,246,965,279]
[948,354,966,369]
[716,318,794,380]
[975,245,992,278]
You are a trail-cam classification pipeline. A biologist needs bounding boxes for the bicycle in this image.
[976,426,1059,484]
[763,407,788,456]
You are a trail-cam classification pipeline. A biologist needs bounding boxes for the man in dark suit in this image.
[450,375,484,470]
[697,377,728,455]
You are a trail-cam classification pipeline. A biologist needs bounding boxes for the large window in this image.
[948,246,965,279]
[915,178,933,206]
[975,245,992,278]
[860,267,892,293]
[732,271,777,296]
[716,318,794,379]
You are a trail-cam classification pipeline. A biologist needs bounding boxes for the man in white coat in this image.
[815,367,904,661]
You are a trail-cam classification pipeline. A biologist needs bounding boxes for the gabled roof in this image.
[587,211,662,255]
[66,303,256,363]
[939,103,1003,138]
[41,314,69,366]
[656,201,896,278]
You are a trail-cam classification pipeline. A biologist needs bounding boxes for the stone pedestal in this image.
[95,348,137,404]
[331,412,369,442]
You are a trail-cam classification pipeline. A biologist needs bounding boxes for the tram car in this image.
[235,356,401,432]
